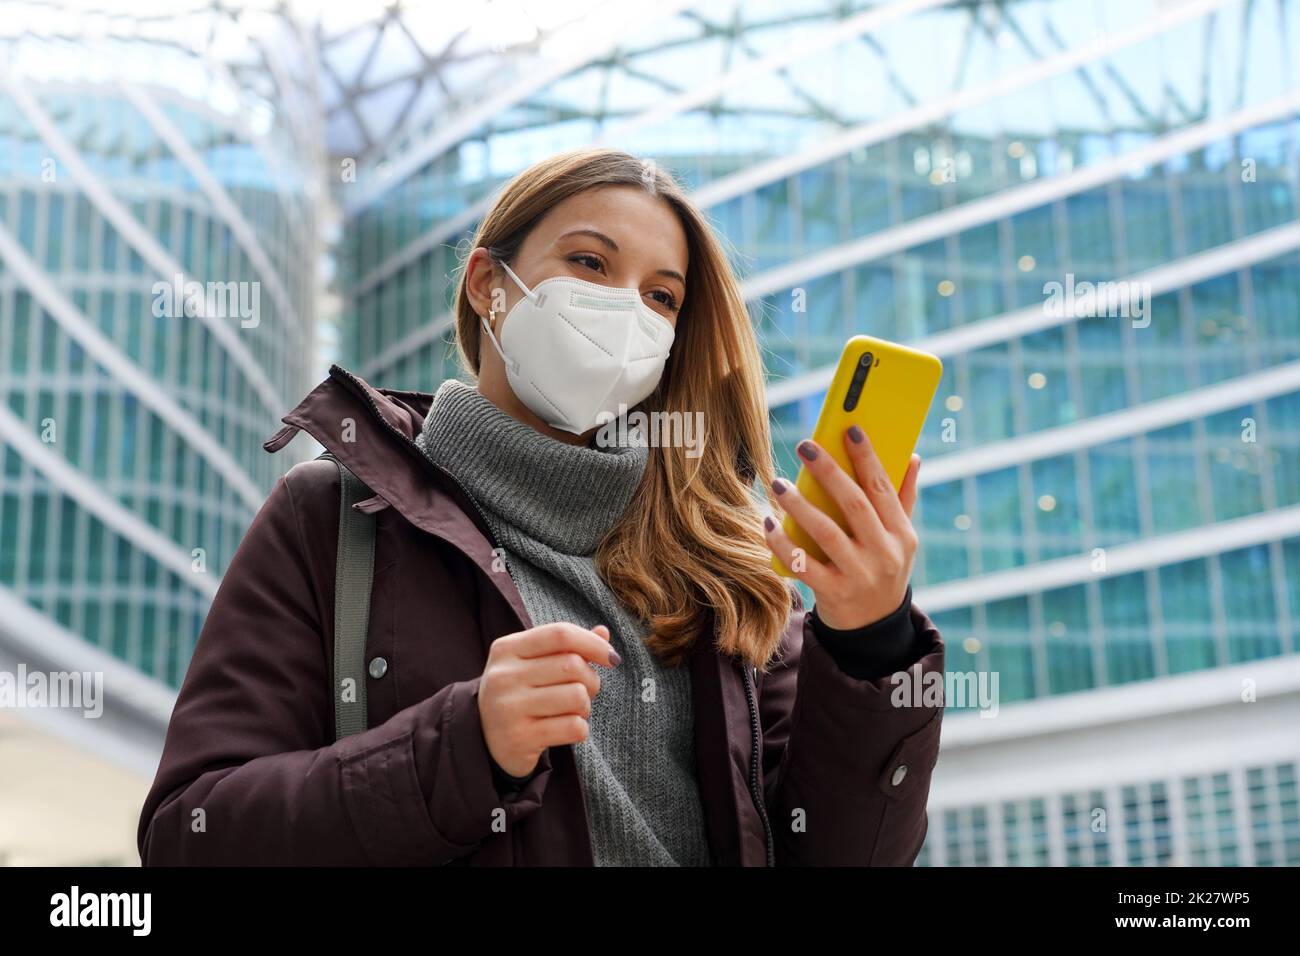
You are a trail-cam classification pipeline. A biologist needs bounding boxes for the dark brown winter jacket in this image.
[136,365,946,866]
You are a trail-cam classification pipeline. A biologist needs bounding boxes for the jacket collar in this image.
[263,364,533,629]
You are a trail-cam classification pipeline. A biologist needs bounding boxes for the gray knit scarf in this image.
[414,379,712,866]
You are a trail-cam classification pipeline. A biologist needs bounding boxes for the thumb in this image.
[591,624,611,641]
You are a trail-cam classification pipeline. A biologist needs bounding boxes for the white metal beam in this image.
[939,654,1300,749]
[913,503,1300,614]
[918,359,1300,487]
[25,75,310,241]
[596,0,953,146]
[928,655,1300,810]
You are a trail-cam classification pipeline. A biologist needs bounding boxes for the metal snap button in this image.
[891,764,908,786]
[368,656,388,679]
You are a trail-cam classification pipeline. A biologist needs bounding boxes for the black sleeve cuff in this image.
[810,585,922,681]
[489,752,539,793]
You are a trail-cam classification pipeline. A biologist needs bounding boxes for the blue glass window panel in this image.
[1250,253,1300,363]
[1191,272,1250,385]
[974,468,1025,573]
[1042,584,1095,695]
[1021,326,1075,431]
[1089,439,1142,546]
[1266,392,1300,507]
[1076,314,1129,418]
[1135,292,1190,403]
[1220,545,1280,664]
[1160,558,1218,674]
[984,596,1036,703]
[966,344,1016,444]
[916,480,970,584]
[1101,572,1155,685]
[1031,455,1083,560]
[1204,403,1267,521]
[1146,422,1204,533]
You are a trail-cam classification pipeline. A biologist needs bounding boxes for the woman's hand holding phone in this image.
[763,428,921,631]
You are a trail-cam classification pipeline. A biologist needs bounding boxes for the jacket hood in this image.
[265,364,436,462]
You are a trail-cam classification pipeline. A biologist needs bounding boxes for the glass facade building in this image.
[1,0,1296,865]
[0,22,320,702]
[335,0,1300,865]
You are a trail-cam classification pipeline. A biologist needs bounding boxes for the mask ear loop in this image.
[479,309,519,374]
[498,258,537,303]
[480,256,533,374]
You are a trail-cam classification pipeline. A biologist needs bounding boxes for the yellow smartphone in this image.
[771,335,943,577]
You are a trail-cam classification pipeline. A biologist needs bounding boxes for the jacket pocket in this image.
[339,728,462,865]
[870,706,942,865]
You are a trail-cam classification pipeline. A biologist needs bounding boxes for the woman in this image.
[136,148,945,866]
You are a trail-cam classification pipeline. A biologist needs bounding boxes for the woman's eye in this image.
[649,290,679,312]
[571,254,604,273]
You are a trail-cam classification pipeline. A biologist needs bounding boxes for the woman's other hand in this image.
[477,622,620,778]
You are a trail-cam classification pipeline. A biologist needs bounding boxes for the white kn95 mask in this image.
[479,258,677,434]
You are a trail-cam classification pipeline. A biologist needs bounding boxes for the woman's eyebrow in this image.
[558,228,619,251]
[558,228,686,287]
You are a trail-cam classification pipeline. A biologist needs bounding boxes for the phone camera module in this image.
[843,351,873,411]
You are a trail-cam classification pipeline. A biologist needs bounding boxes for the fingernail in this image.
[797,440,819,461]
[609,647,622,666]
[764,515,775,532]
[848,425,865,444]
[771,478,788,496]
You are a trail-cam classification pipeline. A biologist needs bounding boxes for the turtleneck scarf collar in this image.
[413,379,650,556]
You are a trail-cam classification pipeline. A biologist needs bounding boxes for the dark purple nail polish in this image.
[609,648,622,666]
[797,440,819,461]
[848,425,865,444]
[764,516,775,532]
[771,478,788,495]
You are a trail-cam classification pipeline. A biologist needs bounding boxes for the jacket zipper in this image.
[329,365,505,558]
[740,660,775,867]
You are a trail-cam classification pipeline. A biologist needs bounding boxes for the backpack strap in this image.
[318,452,377,741]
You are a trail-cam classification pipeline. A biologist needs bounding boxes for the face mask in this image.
[479,258,677,434]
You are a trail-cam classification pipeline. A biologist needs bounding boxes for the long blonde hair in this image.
[453,148,794,669]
